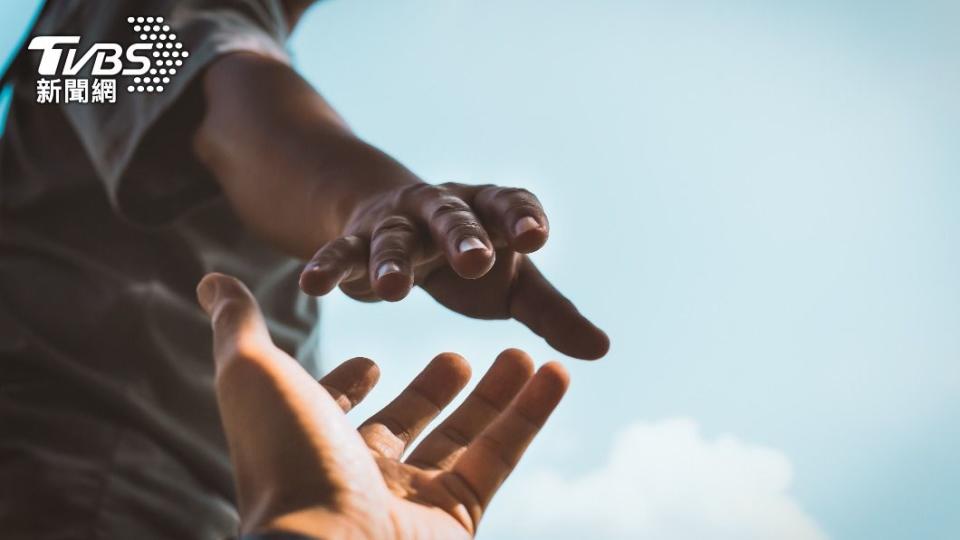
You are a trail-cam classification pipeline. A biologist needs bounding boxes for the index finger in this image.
[445,362,569,527]
[319,357,381,413]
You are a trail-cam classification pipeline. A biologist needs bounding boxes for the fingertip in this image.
[342,356,382,386]
[514,361,569,421]
[590,329,611,360]
[345,356,377,368]
[199,274,275,375]
[373,268,415,302]
[571,326,610,361]
[453,241,496,279]
[428,352,473,384]
[196,272,224,314]
[474,349,536,404]
[320,356,382,411]
[343,356,382,405]
[299,265,345,296]
[404,353,473,411]
[537,361,571,391]
[511,217,549,254]
[494,348,536,377]
[549,317,611,361]
[530,361,570,406]
[197,272,253,314]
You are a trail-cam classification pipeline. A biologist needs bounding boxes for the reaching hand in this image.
[197,273,570,539]
[297,182,609,360]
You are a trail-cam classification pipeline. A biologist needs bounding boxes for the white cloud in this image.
[482,418,826,540]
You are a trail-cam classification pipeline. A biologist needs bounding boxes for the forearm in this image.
[193,52,421,260]
[192,53,608,360]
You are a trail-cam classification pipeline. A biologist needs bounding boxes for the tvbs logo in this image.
[28,16,188,104]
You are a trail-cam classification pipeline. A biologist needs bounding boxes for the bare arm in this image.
[192,52,609,360]
[193,53,419,260]
[197,272,569,537]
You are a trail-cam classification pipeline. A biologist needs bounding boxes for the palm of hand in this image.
[302,454,478,540]
[377,460,476,540]
[200,273,567,540]
[330,348,563,540]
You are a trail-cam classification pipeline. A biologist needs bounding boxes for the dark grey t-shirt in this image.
[0,1,320,537]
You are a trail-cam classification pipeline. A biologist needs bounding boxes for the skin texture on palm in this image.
[197,273,569,539]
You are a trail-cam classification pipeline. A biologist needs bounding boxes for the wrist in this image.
[328,142,424,234]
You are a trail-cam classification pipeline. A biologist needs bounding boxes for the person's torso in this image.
[0,68,320,499]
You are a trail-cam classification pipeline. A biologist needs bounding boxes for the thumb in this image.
[195,273,385,531]
[197,272,273,370]
[510,258,610,360]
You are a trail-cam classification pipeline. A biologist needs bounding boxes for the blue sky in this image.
[3,1,959,538]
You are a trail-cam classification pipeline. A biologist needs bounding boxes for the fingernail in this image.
[514,216,540,237]
[196,276,220,314]
[376,261,401,280]
[458,237,486,253]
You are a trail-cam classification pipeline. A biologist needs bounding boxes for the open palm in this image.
[197,273,569,539]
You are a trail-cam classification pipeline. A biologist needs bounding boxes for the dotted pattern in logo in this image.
[125,16,189,93]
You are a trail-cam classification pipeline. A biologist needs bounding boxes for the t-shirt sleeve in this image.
[33,0,292,226]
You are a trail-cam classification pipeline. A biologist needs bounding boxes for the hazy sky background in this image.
[2,1,958,539]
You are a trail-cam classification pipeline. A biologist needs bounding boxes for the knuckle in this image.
[319,235,366,263]
[397,183,445,206]
[438,424,472,447]
[437,181,482,200]
[471,186,498,209]
[373,215,417,237]
[429,200,485,240]
[429,196,472,222]
[378,416,414,445]
[508,203,545,221]
[312,248,336,266]
[446,220,484,240]
[496,186,537,203]
[474,432,518,469]
[371,245,409,265]
[436,181,467,192]
[370,217,417,262]
[215,340,277,390]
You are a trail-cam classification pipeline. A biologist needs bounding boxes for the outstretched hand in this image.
[198,273,570,538]
[298,182,609,360]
